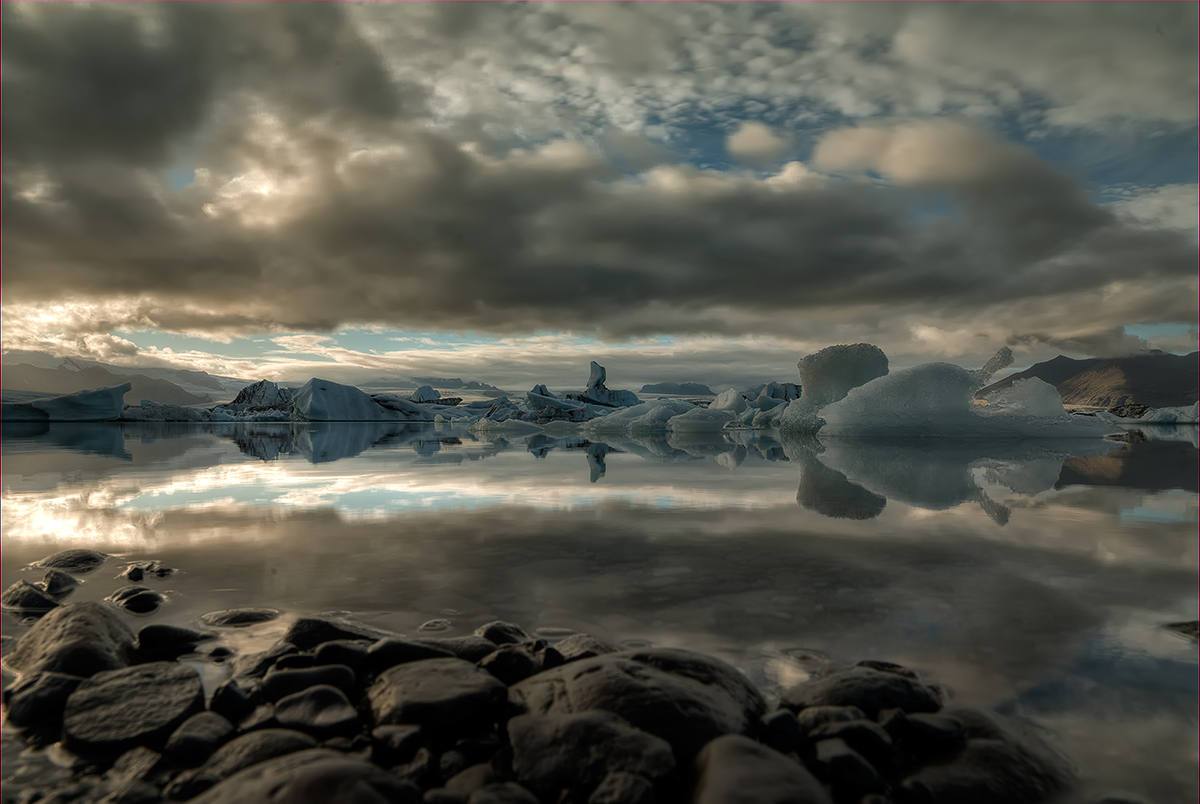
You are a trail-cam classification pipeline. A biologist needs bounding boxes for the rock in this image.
[283,615,397,649]
[111,745,166,783]
[478,645,540,686]
[186,748,421,804]
[394,747,440,788]
[588,771,656,804]
[164,711,235,762]
[509,648,766,760]
[39,569,82,599]
[509,711,675,802]
[782,668,942,719]
[274,653,316,671]
[105,586,166,615]
[469,783,540,804]
[263,664,356,702]
[231,642,300,678]
[368,638,457,673]
[275,684,360,739]
[759,709,806,756]
[3,670,83,729]
[1107,403,1150,419]
[414,636,501,662]
[199,607,280,628]
[237,704,279,733]
[314,640,370,674]
[209,678,257,721]
[441,749,471,781]
[136,623,216,658]
[897,707,1074,804]
[795,705,865,734]
[691,734,832,804]
[812,738,881,794]
[2,579,61,612]
[475,621,532,646]
[427,791,469,804]
[855,659,919,680]
[369,658,508,737]
[808,719,894,772]
[444,763,498,795]
[6,602,135,677]
[201,728,320,781]
[30,549,112,573]
[879,710,966,758]
[371,724,425,766]
[63,662,204,755]
[553,633,620,662]
[119,561,177,582]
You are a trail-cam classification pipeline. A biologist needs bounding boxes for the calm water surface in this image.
[2,422,1197,802]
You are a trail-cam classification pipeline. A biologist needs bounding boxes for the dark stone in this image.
[880,711,966,757]
[369,658,508,736]
[535,645,565,671]
[588,771,656,804]
[186,748,422,804]
[119,561,176,582]
[795,705,866,734]
[105,586,166,615]
[200,728,319,781]
[441,750,472,782]
[445,762,498,795]
[199,607,280,628]
[553,633,619,662]
[455,735,501,765]
[812,738,881,793]
[164,711,235,762]
[508,711,675,802]
[283,615,397,650]
[509,648,766,760]
[855,660,919,680]
[63,662,204,755]
[232,642,299,678]
[31,549,112,573]
[274,684,360,739]
[209,678,256,721]
[100,780,162,804]
[897,707,1074,804]
[237,704,279,732]
[393,747,441,788]
[2,580,61,612]
[314,640,369,675]
[272,653,316,671]
[372,724,425,766]
[426,790,469,804]
[808,720,894,772]
[469,783,540,804]
[414,636,502,662]
[692,734,832,804]
[135,624,216,658]
[478,645,540,686]
[368,638,457,673]
[40,569,82,599]
[164,771,220,801]
[760,709,806,755]
[3,671,83,729]
[475,621,532,646]
[263,664,356,702]
[110,745,165,783]
[782,668,941,719]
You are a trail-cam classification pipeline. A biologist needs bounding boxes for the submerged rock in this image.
[106,585,166,615]
[30,549,113,574]
[781,667,942,719]
[39,569,83,599]
[200,607,280,628]
[136,623,217,658]
[368,658,508,735]
[62,662,204,755]
[693,734,832,804]
[6,601,135,677]
[2,580,61,613]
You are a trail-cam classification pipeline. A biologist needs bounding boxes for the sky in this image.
[2,2,1197,391]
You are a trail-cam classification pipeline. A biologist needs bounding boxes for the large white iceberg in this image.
[1129,402,1199,424]
[576,361,640,408]
[291,378,434,422]
[779,344,889,433]
[1,383,131,422]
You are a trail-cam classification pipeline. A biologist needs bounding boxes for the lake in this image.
[2,421,1197,802]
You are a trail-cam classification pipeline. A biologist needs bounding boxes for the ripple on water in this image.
[417,619,452,633]
[534,627,577,639]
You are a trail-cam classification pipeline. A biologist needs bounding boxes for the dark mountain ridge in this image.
[978,351,1198,408]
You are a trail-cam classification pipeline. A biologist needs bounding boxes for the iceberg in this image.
[411,385,440,403]
[583,400,696,434]
[779,344,889,433]
[223,380,293,410]
[1127,402,1199,424]
[710,388,749,414]
[576,361,640,408]
[666,406,737,433]
[1,383,131,422]
[292,378,431,422]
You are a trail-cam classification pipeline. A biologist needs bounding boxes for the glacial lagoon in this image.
[2,421,1197,802]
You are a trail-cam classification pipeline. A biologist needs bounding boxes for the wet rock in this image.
[855,660,919,680]
[782,668,941,719]
[897,707,1074,804]
[478,645,540,686]
[369,658,508,737]
[199,607,280,628]
[2,580,61,612]
[692,734,832,804]
[469,783,540,804]
[534,645,565,671]
[273,653,316,671]
[39,569,82,599]
[164,711,235,762]
[394,747,440,788]
[795,705,866,734]
[3,670,83,730]
[808,719,894,772]
[371,724,425,766]
[209,678,257,721]
[509,648,766,760]
[313,640,369,674]
[7,602,135,677]
[31,549,112,574]
[588,771,656,804]
[263,664,356,702]
[475,621,532,646]
[880,710,965,759]
[186,748,422,804]
[237,704,279,732]
[63,662,204,755]
[231,642,299,678]
[110,745,166,783]
[759,709,806,756]
[200,728,319,780]
[135,623,216,659]
[119,561,176,582]
[283,615,397,650]
[812,738,881,795]
[445,762,498,795]
[368,638,457,673]
[427,791,469,804]
[99,780,161,804]
[275,684,360,739]
[441,749,472,781]
[414,635,503,662]
[105,586,166,615]
[509,711,675,802]
[554,633,620,662]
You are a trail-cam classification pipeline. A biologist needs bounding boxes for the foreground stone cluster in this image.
[3,558,1076,804]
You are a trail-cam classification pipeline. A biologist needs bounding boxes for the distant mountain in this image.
[2,350,252,400]
[640,382,715,395]
[1,363,208,407]
[978,351,1198,408]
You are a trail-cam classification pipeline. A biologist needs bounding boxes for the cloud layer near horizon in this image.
[2,2,1196,377]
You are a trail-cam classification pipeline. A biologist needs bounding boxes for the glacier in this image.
[2,383,131,422]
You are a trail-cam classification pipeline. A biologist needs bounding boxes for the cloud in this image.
[727,122,792,166]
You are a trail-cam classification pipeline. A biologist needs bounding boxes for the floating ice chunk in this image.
[123,403,210,422]
[969,346,1014,388]
[527,391,588,412]
[226,380,293,409]
[578,361,640,407]
[2,383,132,422]
[779,344,889,433]
[292,378,428,421]
[468,417,544,434]
[746,381,801,401]
[711,388,749,414]
[530,384,555,398]
[754,395,787,411]
[1138,402,1199,424]
[584,400,695,433]
[411,385,440,403]
[666,406,736,433]
[371,393,436,420]
[981,378,1068,419]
